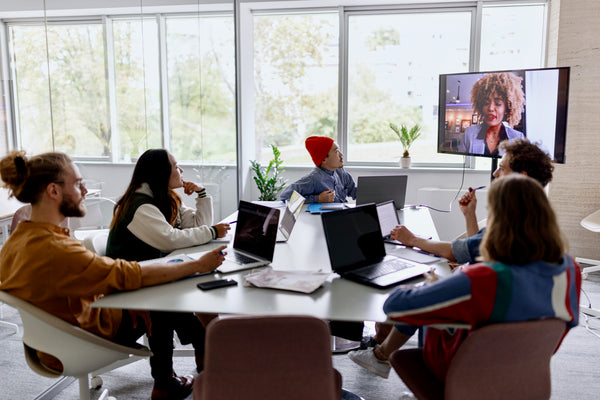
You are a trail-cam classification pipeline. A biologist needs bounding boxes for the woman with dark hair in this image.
[106,149,229,261]
[460,72,526,156]
[349,174,580,380]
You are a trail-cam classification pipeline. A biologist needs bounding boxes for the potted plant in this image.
[389,122,422,168]
[250,145,287,201]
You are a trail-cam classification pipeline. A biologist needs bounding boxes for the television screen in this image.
[437,67,570,163]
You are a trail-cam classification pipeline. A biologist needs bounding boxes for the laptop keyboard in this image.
[350,258,415,280]
[228,251,257,265]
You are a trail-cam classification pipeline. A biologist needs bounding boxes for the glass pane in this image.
[165,14,236,163]
[253,12,338,163]
[10,24,109,157]
[113,18,162,161]
[480,5,545,71]
[347,12,471,164]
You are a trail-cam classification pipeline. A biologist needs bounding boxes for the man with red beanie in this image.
[280,136,357,203]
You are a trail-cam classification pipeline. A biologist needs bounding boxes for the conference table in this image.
[93,204,451,323]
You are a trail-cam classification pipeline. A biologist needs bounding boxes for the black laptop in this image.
[321,204,430,289]
[356,175,408,209]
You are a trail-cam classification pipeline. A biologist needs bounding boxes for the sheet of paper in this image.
[244,267,332,294]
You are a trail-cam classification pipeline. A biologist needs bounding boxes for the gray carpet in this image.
[1,275,599,400]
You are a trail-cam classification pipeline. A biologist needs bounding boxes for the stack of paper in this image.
[244,267,331,294]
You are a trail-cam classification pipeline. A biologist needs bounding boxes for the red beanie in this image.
[305,136,334,167]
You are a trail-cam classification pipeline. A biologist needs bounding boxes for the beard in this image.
[59,193,87,218]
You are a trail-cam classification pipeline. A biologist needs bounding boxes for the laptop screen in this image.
[321,204,386,273]
[356,175,408,209]
[376,200,399,237]
[234,201,280,261]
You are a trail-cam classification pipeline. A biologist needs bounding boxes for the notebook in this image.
[321,203,430,289]
[356,175,408,209]
[214,201,280,273]
[277,191,305,242]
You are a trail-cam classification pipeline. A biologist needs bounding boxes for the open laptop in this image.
[356,175,408,210]
[321,203,430,289]
[376,200,401,239]
[212,201,280,273]
[277,191,305,242]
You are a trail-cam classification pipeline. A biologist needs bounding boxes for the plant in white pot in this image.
[389,122,422,168]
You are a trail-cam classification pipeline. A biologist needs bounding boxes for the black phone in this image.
[197,279,237,291]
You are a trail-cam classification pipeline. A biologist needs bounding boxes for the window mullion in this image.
[104,16,120,163]
[158,14,171,151]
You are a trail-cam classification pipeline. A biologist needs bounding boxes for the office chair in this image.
[82,231,109,256]
[193,315,343,400]
[70,197,116,231]
[389,318,566,400]
[0,290,150,400]
[576,209,600,280]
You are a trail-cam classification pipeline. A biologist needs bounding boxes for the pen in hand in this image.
[468,186,486,192]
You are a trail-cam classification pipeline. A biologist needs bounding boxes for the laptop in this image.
[356,175,408,210]
[277,191,305,242]
[321,204,430,289]
[376,200,401,239]
[211,201,280,273]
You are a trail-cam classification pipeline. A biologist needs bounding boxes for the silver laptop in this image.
[276,191,305,242]
[376,200,401,239]
[321,203,429,289]
[356,175,408,210]
[215,201,280,273]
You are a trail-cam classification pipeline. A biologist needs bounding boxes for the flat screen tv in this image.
[438,67,570,163]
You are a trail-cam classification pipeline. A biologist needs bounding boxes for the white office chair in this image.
[82,231,109,256]
[0,290,150,400]
[576,209,600,280]
[453,218,487,240]
[70,197,116,231]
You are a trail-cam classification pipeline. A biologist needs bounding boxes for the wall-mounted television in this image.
[438,67,570,163]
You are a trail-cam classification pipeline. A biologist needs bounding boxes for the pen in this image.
[228,220,237,224]
[469,186,486,192]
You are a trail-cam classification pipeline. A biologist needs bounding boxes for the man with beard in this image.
[0,151,226,400]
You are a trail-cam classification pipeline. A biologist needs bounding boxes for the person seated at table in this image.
[0,150,227,399]
[279,136,357,203]
[106,149,230,262]
[392,139,554,265]
[348,174,581,379]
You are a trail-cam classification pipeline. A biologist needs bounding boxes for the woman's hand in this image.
[390,225,417,247]
[214,223,231,238]
[183,180,203,196]
[196,245,227,273]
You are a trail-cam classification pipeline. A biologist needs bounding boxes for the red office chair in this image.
[193,315,342,400]
[389,319,567,400]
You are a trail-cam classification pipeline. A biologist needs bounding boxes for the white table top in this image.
[93,206,450,323]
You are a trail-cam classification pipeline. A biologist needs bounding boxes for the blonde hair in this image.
[471,72,525,128]
[480,174,565,265]
[0,150,72,204]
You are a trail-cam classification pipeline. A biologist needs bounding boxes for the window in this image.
[7,10,235,164]
[346,11,471,164]
[253,12,339,163]
[245,1,548,167]
[10,23,109,157]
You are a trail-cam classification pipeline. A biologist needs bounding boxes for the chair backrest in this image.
[0,290,150,378]
[194,315,341,400]
[453,218,487,240]
[82,231,109,256]
[581,209,600,232]
[444,318,566,400]
[70,197,116,231]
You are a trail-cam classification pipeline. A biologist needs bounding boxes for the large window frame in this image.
[239,0,549,170]
[3,6,235,165]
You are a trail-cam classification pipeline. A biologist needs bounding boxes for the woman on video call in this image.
[460,72,525,156]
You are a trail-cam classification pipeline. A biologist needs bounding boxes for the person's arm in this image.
[128,203,214,252]
[451,231,483,264]
[391,225,456,262]
[140,246,226,286]
[279,175,320,203]
[459,190,479,237]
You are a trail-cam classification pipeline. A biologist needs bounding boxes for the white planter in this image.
[400,157,411,168]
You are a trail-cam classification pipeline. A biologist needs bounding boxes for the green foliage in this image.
[366,28,401,51]
[389,122,423,158]
[250,145,287,201]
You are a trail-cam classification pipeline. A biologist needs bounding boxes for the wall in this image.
[548,0,600,259]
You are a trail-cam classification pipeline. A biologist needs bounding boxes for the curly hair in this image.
[499,139,554,187]
[471,72,525,128]
[0,150,72,204]
[480,174,566,265]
